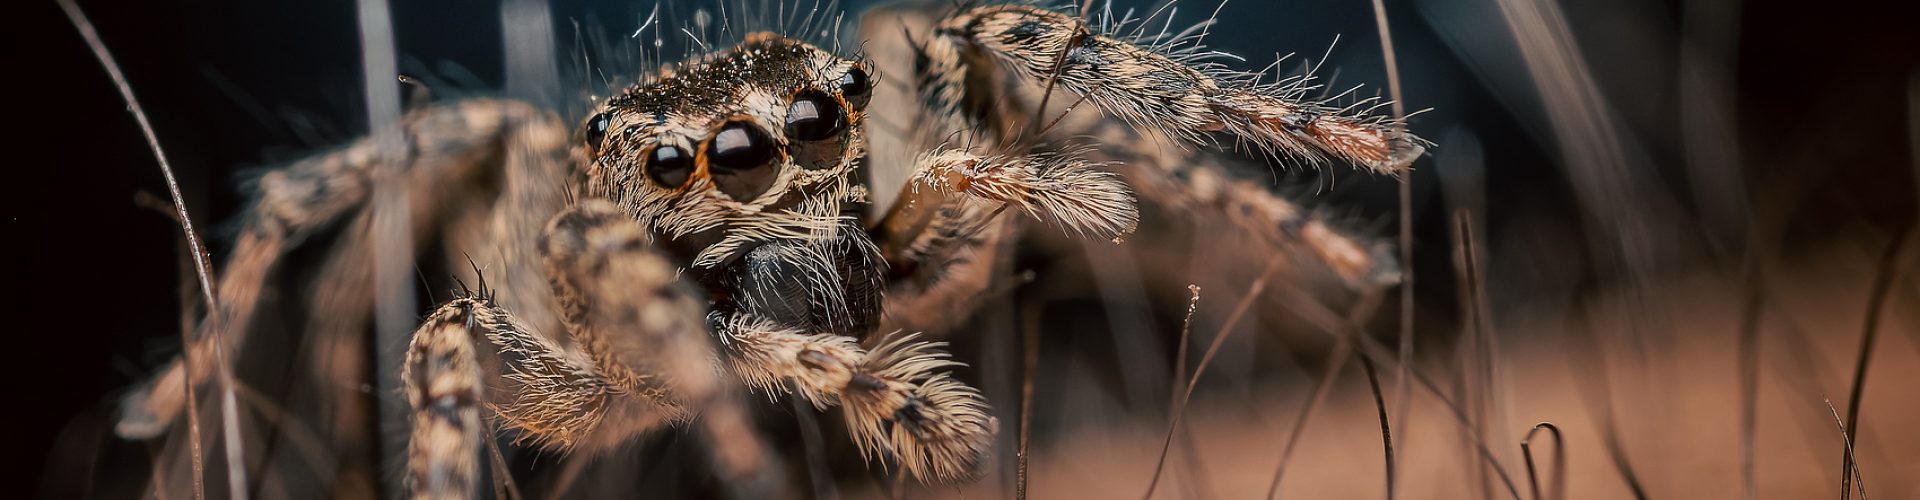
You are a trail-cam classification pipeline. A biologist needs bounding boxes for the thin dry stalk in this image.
[1167,286,1217,499]
[1359,355,1394,500]
[132,194,208,500]
[1837,222,1912,500]
[134,192,205,339]
[1169,285,1202,417]
[1675,0,1758,491]
[1911,74,1920,225]
[1263,338,1353,500]
[1266,289,1386,500]
[1260,279,1524,500]
[790,382,839,500]
[1453,211,1504,499]
[1355,288,1394,492]
[1520,423,1565,500]
[59,2,248,497]
[207,341,248,499]
[354,0,416,487]
[228,383,336,483]
[1491,0,1682,490]
[1378,350,1521,500]
[1143,258,1283,499]
[1736,249,1765,500]
[1365,1,1419,495]
[1567,299,1650,500]
[1825,400,1870,500]
[1910,73,1920,348]
[55,2,218,316]
[485,438,518,500]
[1018,301,1041,500]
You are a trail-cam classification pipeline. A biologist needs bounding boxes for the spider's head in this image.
[582,33,875,269]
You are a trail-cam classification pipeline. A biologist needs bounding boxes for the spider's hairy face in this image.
[580,33,886,336]
[582,33,876,270]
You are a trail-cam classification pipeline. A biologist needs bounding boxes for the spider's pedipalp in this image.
[716,314,996,483]
[465,298,621,451]
[877,146,1138,268]
[909,148,1140,241]
[871,142,1141,335]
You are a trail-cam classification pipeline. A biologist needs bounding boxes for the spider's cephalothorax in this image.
[586,33,886,337]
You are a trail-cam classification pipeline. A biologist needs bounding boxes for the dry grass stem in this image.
[59,1,247,497]
[1520,422,1565,500]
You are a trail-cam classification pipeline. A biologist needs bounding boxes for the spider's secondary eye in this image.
[837,67,871,107]
[645,145,693,188]
[837,67,870,96]
[785,91,846,142]
[585,112,612,151]
[706,122,779,201]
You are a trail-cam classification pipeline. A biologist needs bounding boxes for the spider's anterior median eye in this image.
[708,122,777,169]
[785,91,846,142]
[706,122,779,201]
[837,67,871,107]
[645,145,693,188]
[585,112,612,151]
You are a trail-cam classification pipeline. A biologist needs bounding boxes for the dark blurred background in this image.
[11,0,1917,495]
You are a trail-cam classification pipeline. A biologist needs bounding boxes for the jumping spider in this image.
[114,1,1421,497]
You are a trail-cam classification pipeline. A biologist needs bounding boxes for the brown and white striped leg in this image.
[402,200,770,499]
[933,4,1425,174]
[119,99,574,439]
[535,200,764,472]
[401,294,637,500]
[714,313,995,483]
[401,300,491,500]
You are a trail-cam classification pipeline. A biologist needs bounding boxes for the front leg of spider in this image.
[404,200,771,499]
[938,5,1425,174]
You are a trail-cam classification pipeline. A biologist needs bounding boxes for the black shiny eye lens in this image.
[706,122,779,200]
[837,67,870,97]
[707,122,776,171]
[585,112,612,151]
[784,91,845,142]
[840,67,871,107]
[645,145,693,188]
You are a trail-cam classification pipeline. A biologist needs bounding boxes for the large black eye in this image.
[784,91,845,142]
[585,112,612,151]
[708,122,777,170]
[837,67,871,107]
[645,145,693,188]
[705,122,779,200]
